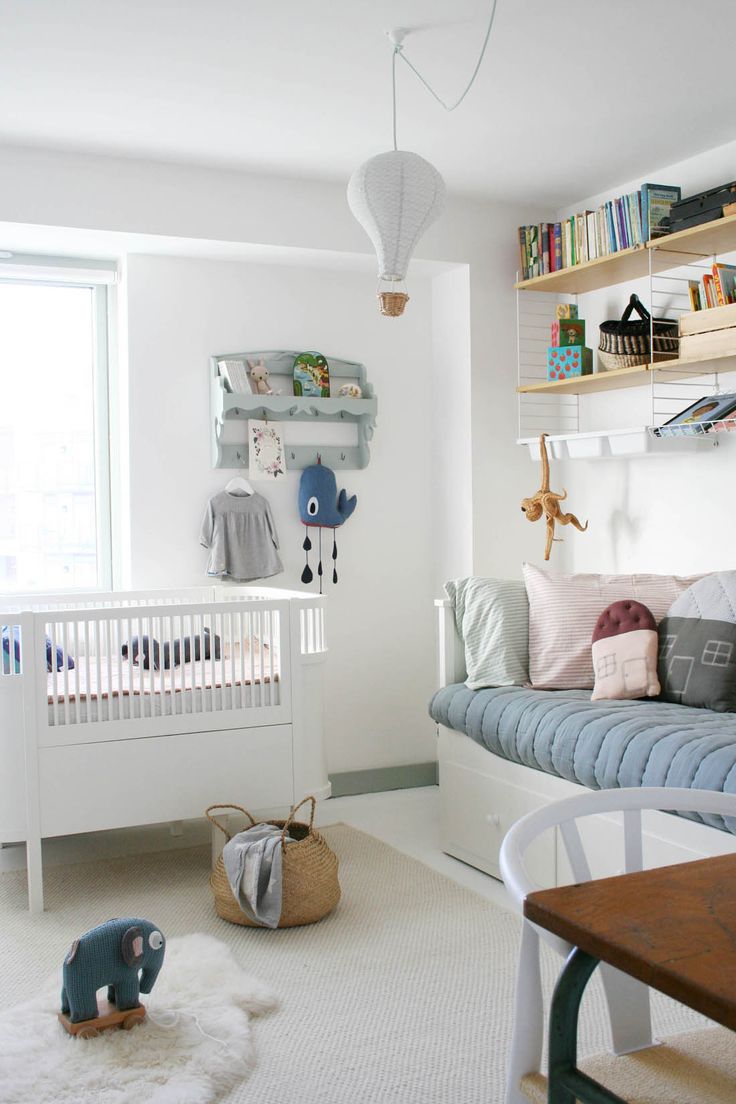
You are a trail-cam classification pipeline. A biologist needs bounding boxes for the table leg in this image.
[548,947,629,1104]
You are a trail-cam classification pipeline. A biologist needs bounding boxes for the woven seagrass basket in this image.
[206,796,340,928]
[598,293,678,371]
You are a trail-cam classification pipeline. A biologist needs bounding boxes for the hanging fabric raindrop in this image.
[332,531,338,585]
[301,527,313,583]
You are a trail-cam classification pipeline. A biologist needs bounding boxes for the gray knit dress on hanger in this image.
[200,491,283,581]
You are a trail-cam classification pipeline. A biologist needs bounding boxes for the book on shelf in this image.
[219,358,253,394]
[641,183,681,239]
[516,181,680,280]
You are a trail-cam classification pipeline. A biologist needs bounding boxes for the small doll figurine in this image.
[247,358,273,396]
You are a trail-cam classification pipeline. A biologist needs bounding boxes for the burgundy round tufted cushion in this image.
[592,599,657,643]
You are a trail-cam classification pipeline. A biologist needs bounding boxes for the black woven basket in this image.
[598,294,679,369]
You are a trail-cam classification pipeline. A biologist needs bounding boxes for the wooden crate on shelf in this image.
[679,303,736,360]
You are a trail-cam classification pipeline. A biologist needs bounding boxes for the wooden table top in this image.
[525,853,736,1032]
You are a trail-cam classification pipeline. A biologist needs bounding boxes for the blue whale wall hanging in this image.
[298,459,357,592]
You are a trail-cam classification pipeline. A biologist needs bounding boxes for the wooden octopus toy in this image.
[521,433,588,560]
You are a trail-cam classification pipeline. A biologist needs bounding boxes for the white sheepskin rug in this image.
[0,933,277,1104]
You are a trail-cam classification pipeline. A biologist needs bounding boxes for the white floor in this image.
[0,786,513,911]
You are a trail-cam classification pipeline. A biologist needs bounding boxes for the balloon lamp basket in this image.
[58,998,147,1038]
[378,291,409,317]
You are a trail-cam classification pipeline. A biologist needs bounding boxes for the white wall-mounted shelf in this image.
[518,426,716,462]
[210,351,377,470]
[516,213,736,452]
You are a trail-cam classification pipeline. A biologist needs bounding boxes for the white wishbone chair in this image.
[499,786,736,1104]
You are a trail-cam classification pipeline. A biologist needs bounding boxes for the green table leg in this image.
[548,947,630,1104]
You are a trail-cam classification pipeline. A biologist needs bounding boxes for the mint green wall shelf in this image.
[210,351,377,471]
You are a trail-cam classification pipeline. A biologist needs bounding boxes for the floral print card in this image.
[248,419,286,479]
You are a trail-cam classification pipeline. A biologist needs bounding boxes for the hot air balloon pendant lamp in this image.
[299,459,357,594]
[347,7,500,316]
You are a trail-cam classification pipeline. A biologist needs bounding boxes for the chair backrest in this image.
[500,786,736,912]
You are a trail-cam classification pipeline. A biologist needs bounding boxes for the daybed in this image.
[430,594,736,887]
[1,585,329,911]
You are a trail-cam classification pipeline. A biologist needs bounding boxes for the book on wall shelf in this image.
[219,358,252,394]
[517,182,680,281]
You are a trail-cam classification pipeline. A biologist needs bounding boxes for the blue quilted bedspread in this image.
[430,684,736,832]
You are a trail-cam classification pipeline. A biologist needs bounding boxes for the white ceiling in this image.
[1,0,734,205]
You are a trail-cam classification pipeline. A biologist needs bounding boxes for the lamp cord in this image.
[390,0,499,147]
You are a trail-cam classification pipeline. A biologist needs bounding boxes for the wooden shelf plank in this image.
[517,351,736,396]
[515,213,736,295]
[514,246,648,295]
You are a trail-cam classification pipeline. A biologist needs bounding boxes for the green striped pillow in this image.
[445,577,529,689]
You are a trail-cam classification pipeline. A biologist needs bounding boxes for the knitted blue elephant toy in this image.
[60,917,165,1023]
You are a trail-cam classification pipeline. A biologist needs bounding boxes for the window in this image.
[0,273,111,593]
[596,653,616,678]
[702,640,733,667]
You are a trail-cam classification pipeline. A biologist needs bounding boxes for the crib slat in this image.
[116,616,124,723]
[240,609,249,710]
[51,622,60,727]
[62,620,70,726]
[104,617,112,723]
[82,619,90,725]
[248,610,255,709]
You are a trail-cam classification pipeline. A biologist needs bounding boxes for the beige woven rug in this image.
[0,825,708,1103]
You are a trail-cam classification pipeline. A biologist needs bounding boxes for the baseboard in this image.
[328,762,438,798]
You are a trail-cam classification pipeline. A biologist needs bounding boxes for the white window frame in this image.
[0,254,116,593]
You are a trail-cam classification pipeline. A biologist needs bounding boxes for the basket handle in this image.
[205,804,257,841]
[281,795,316,848]
[618,293,651,329]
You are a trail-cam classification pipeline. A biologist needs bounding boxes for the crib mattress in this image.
[430,683,736,832]
[47,640,280,725]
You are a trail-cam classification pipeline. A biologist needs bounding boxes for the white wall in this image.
[0,144,532,582]
[551,137,736,575]
[125,253,437,773]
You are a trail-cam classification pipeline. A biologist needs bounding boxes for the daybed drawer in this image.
[38,724,293,837]
[440,758,556,886]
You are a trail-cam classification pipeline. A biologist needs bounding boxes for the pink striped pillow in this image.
[523,563,701,690]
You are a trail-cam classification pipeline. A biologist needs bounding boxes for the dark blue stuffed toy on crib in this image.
[298,460,357,592]
[1,624,74,674]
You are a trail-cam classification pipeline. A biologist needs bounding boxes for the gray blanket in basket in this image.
[222,823,292,928]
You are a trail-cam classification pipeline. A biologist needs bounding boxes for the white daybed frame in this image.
[1,585,329,911]
[435,598,736,888]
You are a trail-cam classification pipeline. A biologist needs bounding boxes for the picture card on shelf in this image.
[248,419,286,479]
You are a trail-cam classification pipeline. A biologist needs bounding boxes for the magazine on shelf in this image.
[654,392,736,437]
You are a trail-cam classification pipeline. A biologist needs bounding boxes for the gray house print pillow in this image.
[658,572,736,712]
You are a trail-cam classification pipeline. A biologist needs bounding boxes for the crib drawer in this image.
[38,724,294,837]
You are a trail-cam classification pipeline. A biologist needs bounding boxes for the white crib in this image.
[0,585,329,911]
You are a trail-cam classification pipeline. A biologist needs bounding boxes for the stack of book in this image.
[688,263,736,310]
[517,183,680,280]
[546,311,592,381]
[679,302,736,362]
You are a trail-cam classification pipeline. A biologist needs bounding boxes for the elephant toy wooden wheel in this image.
[59,998,147,1038]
